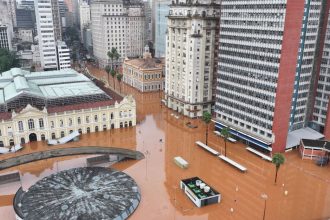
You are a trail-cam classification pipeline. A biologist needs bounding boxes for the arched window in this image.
[41,134,45,141]
[69,130,73,133]
[9,139,14,146]
[86,116,90,123]
[103,125,107,131]
[18,121,24,132]
[77,117,81,124]
[51,133,56,139]
[69,118,73,126]
[95,126,99,132]
[129,121,132,126]
[120,122,123,128]
[111,123,114,129]
[51,121,54,128]
[39,118,44,129]
[61,131,65,137]
[125,121,128,127]
[60,120,63,127]
[102,113,106,121]
[28,119,34,130]
[87,127,90,133]
[110,113,114,119]
[0,141,3,147]
[94,115,98,122]
[78,128,82,134]
[21,138,25,144]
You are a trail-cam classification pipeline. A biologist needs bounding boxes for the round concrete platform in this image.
[14,167,141,220]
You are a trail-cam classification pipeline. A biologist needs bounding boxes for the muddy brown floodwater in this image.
[0,66,330,220]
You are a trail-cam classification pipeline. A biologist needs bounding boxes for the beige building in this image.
[165,0,220,118]
[123,49,165,92]
[91,0,146,67]
[0,68,136,147]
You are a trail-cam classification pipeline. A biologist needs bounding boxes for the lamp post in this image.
[261,193,268,220]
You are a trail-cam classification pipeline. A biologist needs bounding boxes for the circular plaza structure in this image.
[14,167,141,220]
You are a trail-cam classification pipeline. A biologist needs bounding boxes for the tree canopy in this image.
[0,48,20,73]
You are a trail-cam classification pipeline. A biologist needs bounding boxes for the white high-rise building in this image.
[56,40,71,69]
[79,1,91,42]
[164,0,221,117]
[35,0,64,70]
[91,0,146,67]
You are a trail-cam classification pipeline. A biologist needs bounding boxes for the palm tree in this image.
[107,47,120,70]
[117,73,123,93]
[201,111,212,145]
[110,69,116,89]
[272,153,285,184]
[221,127,231,156]
[105,65,111,85]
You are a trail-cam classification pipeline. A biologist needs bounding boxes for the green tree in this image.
[201,111,212,145]
[110,69,116,89]
[221,127,231,156]
[107,47,120,70]
[116,73,123,93]
[0,49,20,73]
[105,65,111,85]
[272,153,285,184]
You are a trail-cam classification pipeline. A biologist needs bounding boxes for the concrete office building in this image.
[56,40,70,69]
[0,68,136,147]
[154,0,170,58]
[215,0,329,152]
[164,0,220,117]
[91,0,146,67]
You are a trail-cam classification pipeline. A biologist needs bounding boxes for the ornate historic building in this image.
[0,68,136,147]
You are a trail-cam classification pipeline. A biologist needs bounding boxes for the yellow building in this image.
[123,50,165,92]
[0,68,136,147]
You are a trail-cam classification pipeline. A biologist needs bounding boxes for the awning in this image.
[286,127,324,149]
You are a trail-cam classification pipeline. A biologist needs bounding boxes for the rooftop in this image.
[124,57,165,70]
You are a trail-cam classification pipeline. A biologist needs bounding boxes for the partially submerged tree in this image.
[201,111,212,145]
[272,153,285,184]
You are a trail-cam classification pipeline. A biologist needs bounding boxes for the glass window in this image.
[39,118,44,128]
[28,119,35,130]
[18,121,24,131]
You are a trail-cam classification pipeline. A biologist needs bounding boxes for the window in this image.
[95,126,99,132]
[61,131,65,137]
[51,133,56,139]
[41,134,45,140]
[51,121,54,128]
[28,119,35,130]
[60,120,64,127]
[69,118,73,126]
[77,117,81,124]
[87,127,90,133]
[86,116,90,123]
[18,121,24,131]
[39,118,44,129]
[110,113,114,119]
[103,113,106,121]
[94,115,98,122]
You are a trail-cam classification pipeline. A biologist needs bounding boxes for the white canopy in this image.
[286,127,324,149]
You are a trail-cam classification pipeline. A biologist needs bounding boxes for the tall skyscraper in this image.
[164,0,220,117]
[154,0,170,58]
[91,0,146,67]
[215,0,329,152]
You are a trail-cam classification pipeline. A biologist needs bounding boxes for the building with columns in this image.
[164,0,220,118]
[91,0,146,67]
[214,0,329,153]
[0,68,136,147]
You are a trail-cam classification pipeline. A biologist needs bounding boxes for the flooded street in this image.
[0,67,330,220]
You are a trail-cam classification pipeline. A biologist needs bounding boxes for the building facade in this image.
[0,68,136,147]
[215,0,328,152]
[91,0,146,67]
[165,0,220,118]
[123,48,165,92]
[154,0,170,58]
[79,1,91,42]
[0,0,14,50]
[56,40,70,69]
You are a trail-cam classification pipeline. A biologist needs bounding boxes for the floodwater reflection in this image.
[0,74,330,220]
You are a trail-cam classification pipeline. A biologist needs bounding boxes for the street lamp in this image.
[261,193,268,220]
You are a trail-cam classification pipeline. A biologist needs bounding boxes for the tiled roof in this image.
[124,58,165,69]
